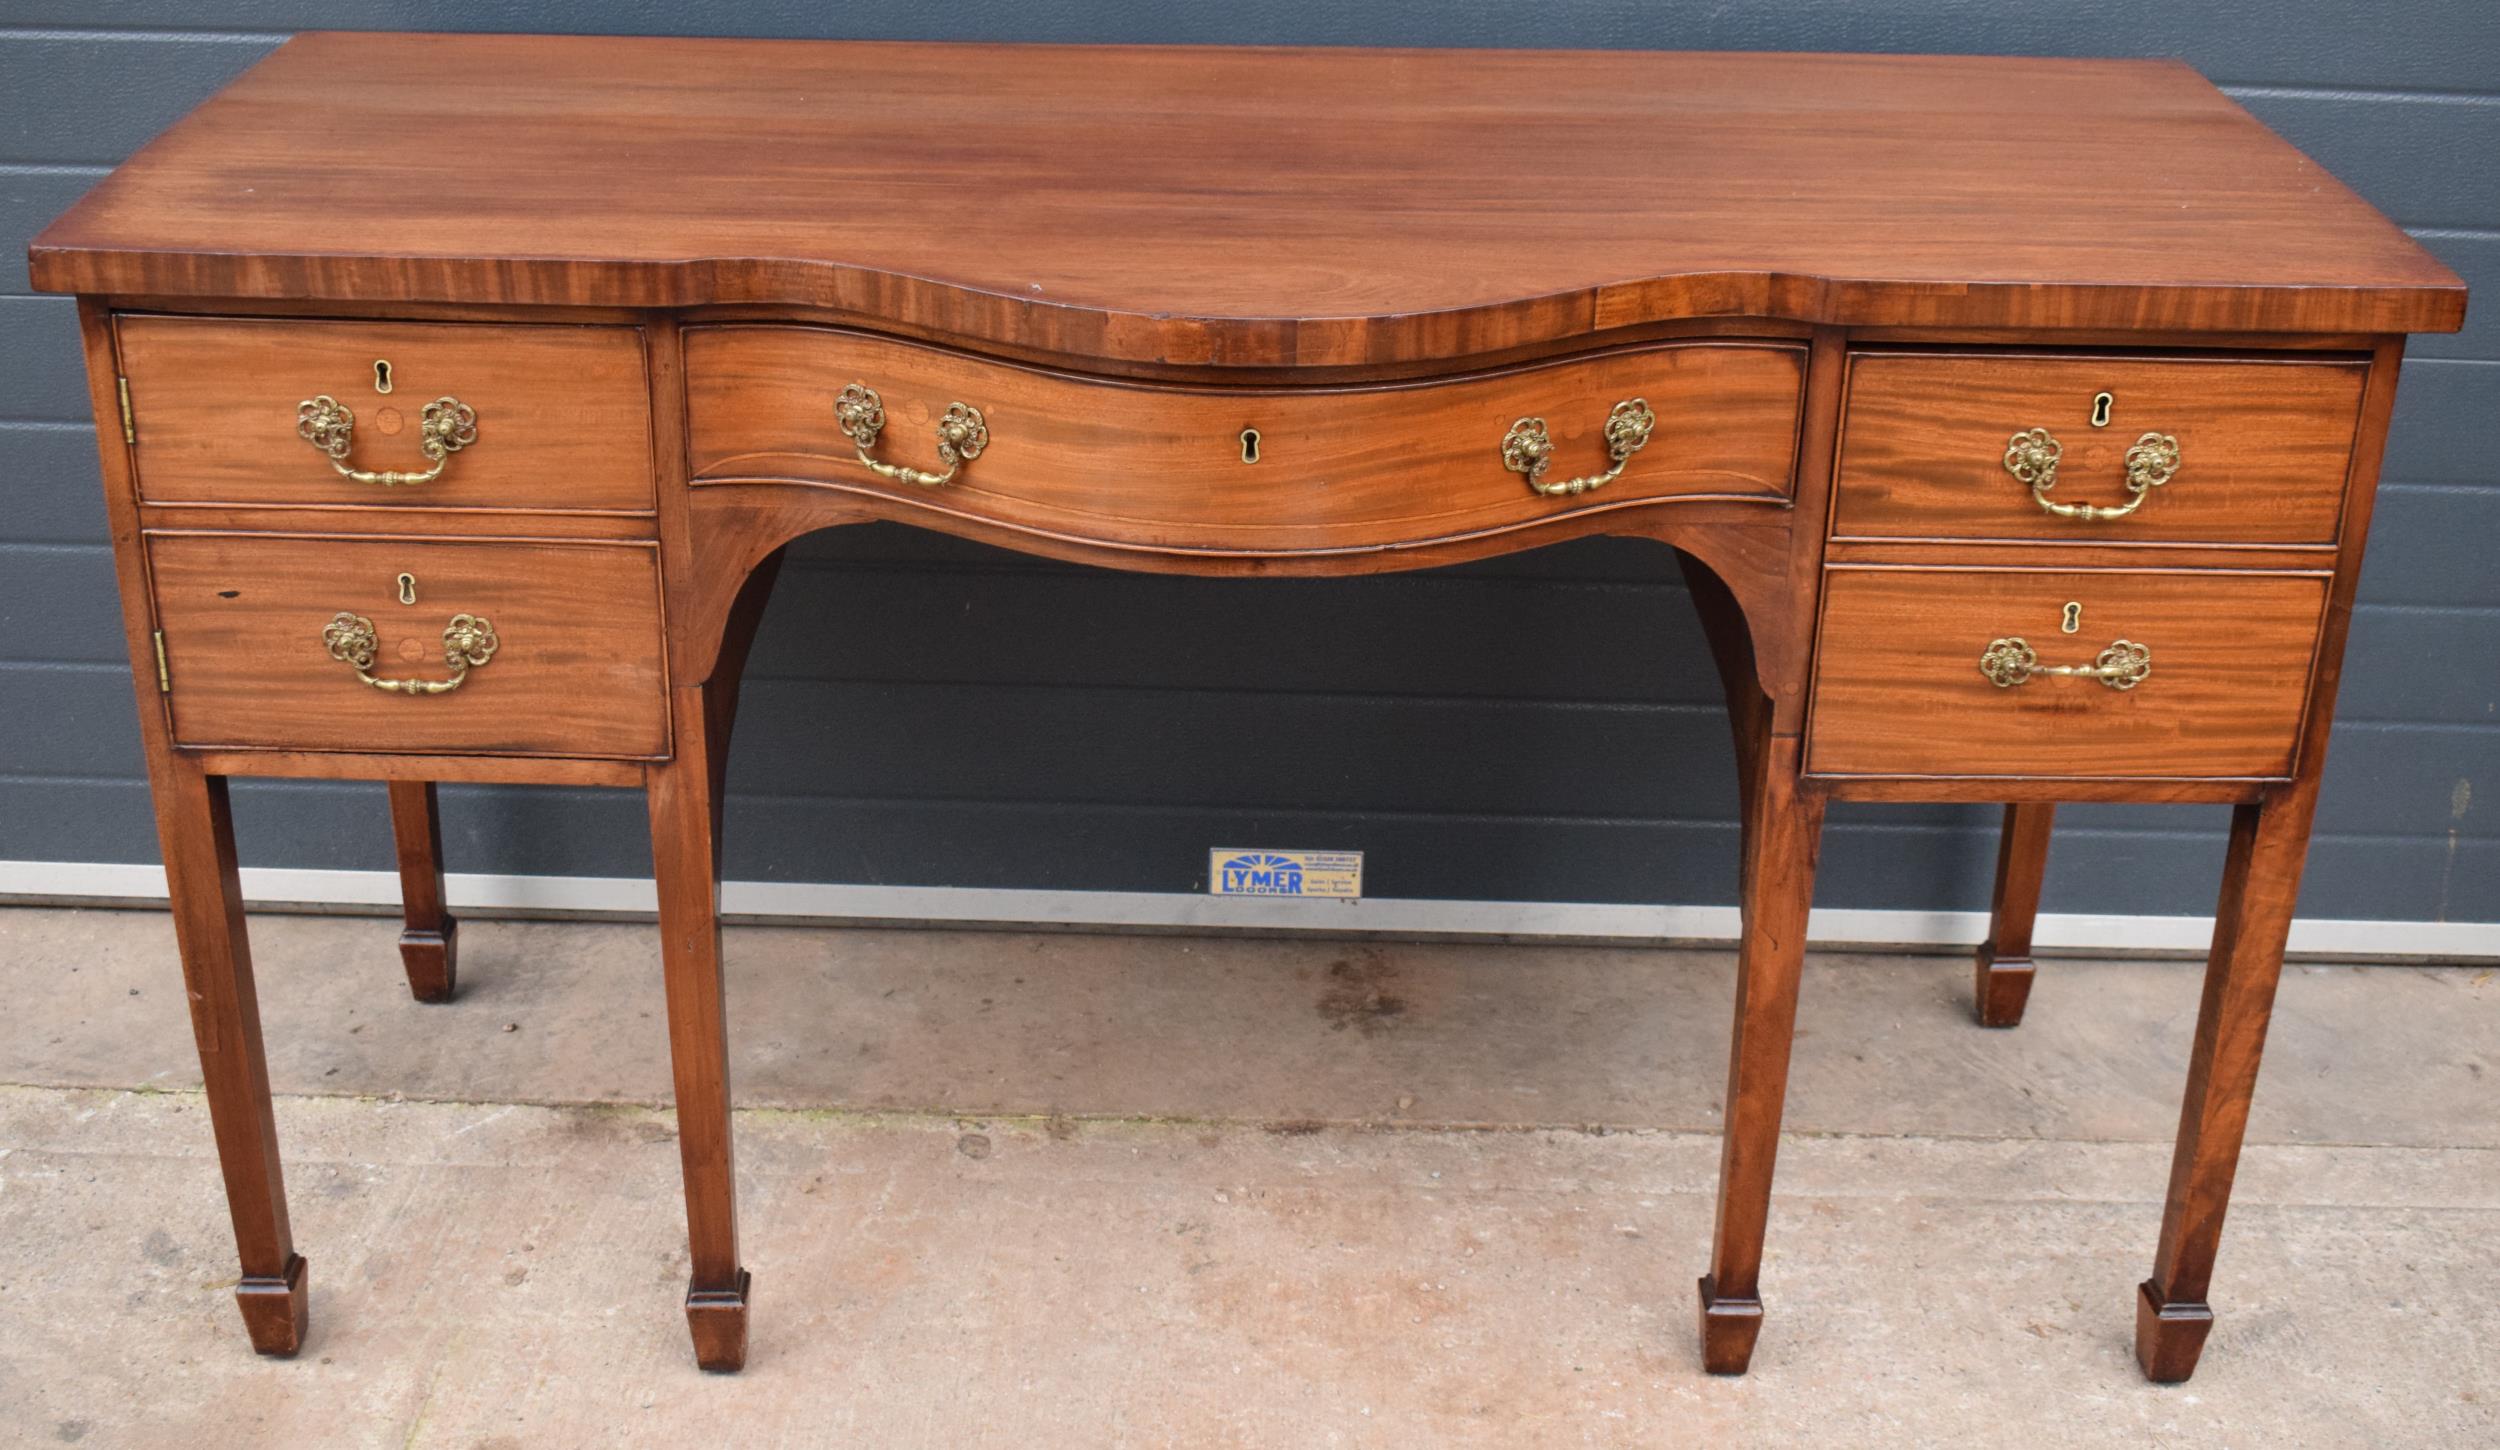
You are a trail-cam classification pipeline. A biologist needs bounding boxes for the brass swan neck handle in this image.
[322,612,500,695]
[2003,427,2180,521]
[1501,398,1657,498]
[834,382,989,488]
[1979,636,2152,691]
[296,395,478,487]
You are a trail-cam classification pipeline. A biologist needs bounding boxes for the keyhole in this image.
[2090,391,2112,428]
[397,573,417,606]
[1239,428,1261,464]
[2061,601,2082,634]
[374,359,394,394]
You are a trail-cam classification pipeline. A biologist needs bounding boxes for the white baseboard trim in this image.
[1,858,2493,961]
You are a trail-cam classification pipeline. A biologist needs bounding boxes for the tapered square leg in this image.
[1974,803,2054,1027]
[1695,734,1823,1376]
[649,682,752,1372]
[146,760,309,1359]
[387,781,458,1002]
[2135,788,2316,1384]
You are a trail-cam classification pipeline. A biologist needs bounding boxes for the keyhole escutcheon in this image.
[374,359,395,394]
[2090,391,2112,428]
[397,573,417,606]
[2061,600,2082,634]
[1239,428,1261,464]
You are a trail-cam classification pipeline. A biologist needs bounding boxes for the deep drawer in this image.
[149,533,669,758]
[683,326,1806,553]
[1805,567,2328,779]
[116,316,656,513]
[1832,352,2367,546]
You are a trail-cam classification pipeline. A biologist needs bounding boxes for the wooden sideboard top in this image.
[30,33,2465,367]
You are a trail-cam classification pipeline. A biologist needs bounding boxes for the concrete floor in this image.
[0,906,2492,1447]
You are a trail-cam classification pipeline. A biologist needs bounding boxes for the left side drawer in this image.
[149,534,670,759]
[117,316,656,513]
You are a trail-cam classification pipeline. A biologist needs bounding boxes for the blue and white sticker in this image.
[1208,849,1363,899]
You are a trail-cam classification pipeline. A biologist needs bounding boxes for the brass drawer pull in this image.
[322,611,500,695]
[1502,398,1656,497]
[2003,427,2180,521]
[1979,636,2151,691]
[296,394,478,487]
[834,383,988,487]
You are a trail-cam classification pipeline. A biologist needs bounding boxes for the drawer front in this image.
[1833,353,2367,545]
[1806,568,2327,779]
[150,534,668,758]
[117,317,655,513]
[684,327,1804,551]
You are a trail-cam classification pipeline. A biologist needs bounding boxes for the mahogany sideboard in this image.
[28,34,2466,1383]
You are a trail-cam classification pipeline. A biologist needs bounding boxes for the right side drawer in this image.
[1832,352,2368,546]
[1804,566,2328,780]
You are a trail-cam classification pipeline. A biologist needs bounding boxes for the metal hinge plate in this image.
[117,376,135,444]
[153,631,169,693]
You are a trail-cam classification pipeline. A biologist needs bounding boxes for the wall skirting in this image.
[2,859,2493,960]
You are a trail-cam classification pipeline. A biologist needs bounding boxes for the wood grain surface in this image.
[148,533,668,758]
[1804,567,2328,779]
[29,36,2465,365]
[116,315,655,513]
[684,327,1804,552]
[1832,351,2368,545]
[36,30,2464,1387]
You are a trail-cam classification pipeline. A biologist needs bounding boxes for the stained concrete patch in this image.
[1,908,2491,1148]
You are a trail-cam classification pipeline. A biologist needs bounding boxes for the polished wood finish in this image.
[116,316,655,513]
[1806,568,2329,779]
[32,36,2462,1388]
[30,37,2463,359]
[386,781,457,1002]
[686,326,1804,552]
[1834,352,2367,546]
[1975,803,2056,1027]
[148,533,669,758]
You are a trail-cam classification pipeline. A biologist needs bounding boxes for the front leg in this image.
[2136,786,2316,1382]
[386,780,458,1002]
[648,681,749,1371]
[1697,732,1824,1374]
[148,758,309,1355]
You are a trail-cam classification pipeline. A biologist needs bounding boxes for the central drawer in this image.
[148,534,669,758]
[683,327,1805,551]
[1806,567,2328,780]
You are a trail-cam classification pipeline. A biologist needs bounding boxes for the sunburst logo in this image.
[1217,853,1305,895]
